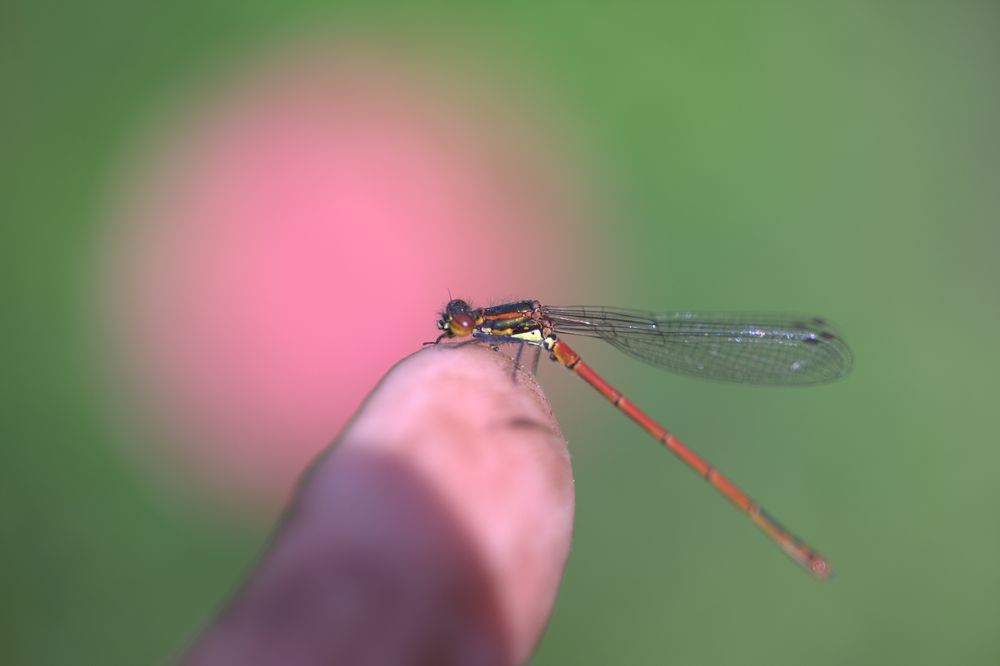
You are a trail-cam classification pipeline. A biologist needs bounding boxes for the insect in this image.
[432,299,852,578]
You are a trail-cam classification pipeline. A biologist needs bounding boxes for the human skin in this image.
[182,344,576,666]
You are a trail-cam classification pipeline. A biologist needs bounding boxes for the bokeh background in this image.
[4,2,999,664]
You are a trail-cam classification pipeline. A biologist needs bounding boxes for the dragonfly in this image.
[432,299,852,578]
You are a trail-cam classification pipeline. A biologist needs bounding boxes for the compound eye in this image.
[448,313,474,337]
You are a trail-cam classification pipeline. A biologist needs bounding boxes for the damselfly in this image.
[432,299,852,578]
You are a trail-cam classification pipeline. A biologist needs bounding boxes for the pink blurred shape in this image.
[96,42,595,514]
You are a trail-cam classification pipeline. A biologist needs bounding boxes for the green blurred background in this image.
[4,2,999,664]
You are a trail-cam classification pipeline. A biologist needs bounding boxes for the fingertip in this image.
[331,343,575,662]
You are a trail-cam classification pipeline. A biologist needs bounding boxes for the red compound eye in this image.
[448,313,474,337]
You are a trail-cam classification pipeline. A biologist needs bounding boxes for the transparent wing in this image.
[543,306,853,385]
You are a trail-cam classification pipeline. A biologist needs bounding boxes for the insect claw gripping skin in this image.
[434,298,848,577]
